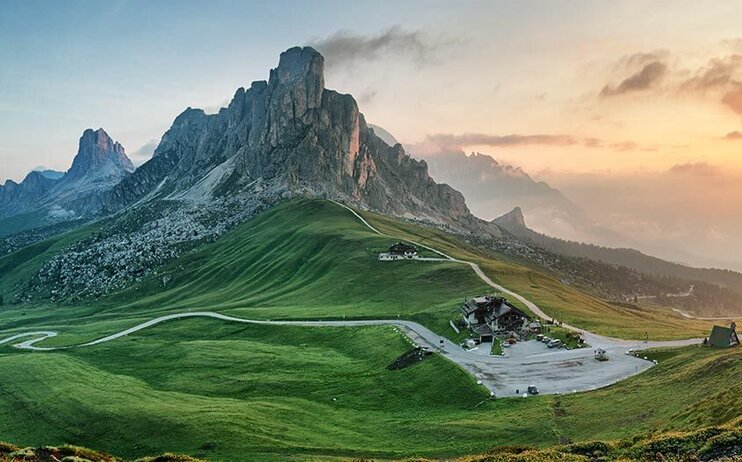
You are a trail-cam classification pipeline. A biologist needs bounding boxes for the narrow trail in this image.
[0,200,704,396]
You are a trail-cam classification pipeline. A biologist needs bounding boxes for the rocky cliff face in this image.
[66,128,133,181]
[107,47,495,234]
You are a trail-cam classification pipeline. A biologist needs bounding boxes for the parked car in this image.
[547,339,563,348]
[536,334,544,342]
[527,385,539,395]
[541,336,551,343]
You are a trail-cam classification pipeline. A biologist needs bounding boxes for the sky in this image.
[2,0,742,267]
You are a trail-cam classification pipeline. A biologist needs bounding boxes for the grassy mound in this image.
[448,419,742,461]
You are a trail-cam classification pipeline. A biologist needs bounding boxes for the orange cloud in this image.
[601,61,668,97]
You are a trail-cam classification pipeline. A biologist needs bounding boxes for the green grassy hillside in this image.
[0,200,491,347]
[0,318,739,460]
[0,199,739,461]
[0,199,721,343]
[0,318,551,461]
[359,208,725,340]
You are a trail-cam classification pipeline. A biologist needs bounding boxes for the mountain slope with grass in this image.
[494,207,742,293]
[0,199,740,461]
[0,199,721,343]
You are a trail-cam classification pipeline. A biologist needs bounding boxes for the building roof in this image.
[388,242,417,254]
[709,324,739,348]
[460,296,528,320]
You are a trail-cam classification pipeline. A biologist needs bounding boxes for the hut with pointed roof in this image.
[708,322,739,348]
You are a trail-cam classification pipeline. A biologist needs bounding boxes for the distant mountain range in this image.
[493,207,742,295]
[0,128,134,235]
[369,125,636,249]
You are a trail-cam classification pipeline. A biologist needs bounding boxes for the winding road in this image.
[0,201,703,396]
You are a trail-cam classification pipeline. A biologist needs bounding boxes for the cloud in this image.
[724,130,742,140]
[412,132,650,156]
[545,163,742,269]
[599,49,742,116]
[356,89,378,104]
[681,54,742,114]
[609,141,639,151]
[668,162,722,176]
[600,60,668,97]
[309,26,444,68]
[424,133,578,151]
[722,86,742,114]
[682,54,742,91]
[129,139,159,166]
[583,137,604,148]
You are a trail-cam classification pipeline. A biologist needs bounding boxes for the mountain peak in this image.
[269,46,325,111]
[105,46,499,236]
[67,128,134,179]
[494,206,527,229]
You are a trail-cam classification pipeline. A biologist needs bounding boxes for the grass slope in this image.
[0,199,739,460]
[0,318,552,461]
[358,208,723,340]
[0,318,739,460]
[0,200,490,346]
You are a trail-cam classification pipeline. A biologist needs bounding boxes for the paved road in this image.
[0,200,703,397]
[0,310,697,396]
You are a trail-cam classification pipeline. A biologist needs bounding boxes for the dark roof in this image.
[709,325,739,348]
[461,299,480,316]
[460,296,528,320]
[388,242,417,254]
[488,301,528,320]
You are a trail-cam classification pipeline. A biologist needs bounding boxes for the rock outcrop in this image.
[494,206,527,229]
[66,128,133,182]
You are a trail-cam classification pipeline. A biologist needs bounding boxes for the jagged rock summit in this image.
[493,206,527,229]
[66,128,133,181]
[109,46,497,235]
